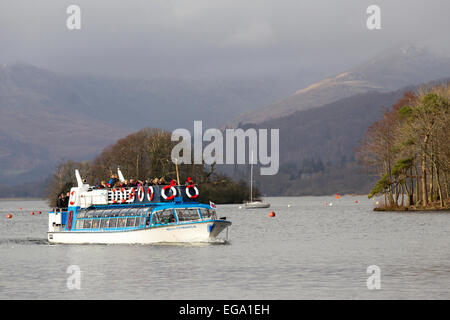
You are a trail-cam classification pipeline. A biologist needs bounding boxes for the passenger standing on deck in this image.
[185,177,194,185]
[55,193,69,208]
[96,181,107,189]
[57,193,65,208]
[108,174,119,187]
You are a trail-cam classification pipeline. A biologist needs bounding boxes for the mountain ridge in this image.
[232,46,450,126]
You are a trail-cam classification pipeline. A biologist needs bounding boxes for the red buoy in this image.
[37,211,42,214]
[269,211,276,218]
[30,211,35,215]
[355,200,358,203]
[6,214,12,219]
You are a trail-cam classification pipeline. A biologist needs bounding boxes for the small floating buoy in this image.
[329,202,333,206]
[19,208,22,210]
[336,193,340,200]
[238,206,242,209]
[287,204,291,208]
[355,200,358,203]
[269,211,276,217]
[6,214,12,219]
[37,211,42,214]
[30,211,35,215]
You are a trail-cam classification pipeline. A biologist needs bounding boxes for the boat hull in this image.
[244,202,270,209]
[47,220,231,244]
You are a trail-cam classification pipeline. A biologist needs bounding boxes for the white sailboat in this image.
[244,152,270,209]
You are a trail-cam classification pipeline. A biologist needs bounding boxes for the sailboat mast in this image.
[250,151,253,203]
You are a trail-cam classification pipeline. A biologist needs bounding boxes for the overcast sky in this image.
[1,0,449,80]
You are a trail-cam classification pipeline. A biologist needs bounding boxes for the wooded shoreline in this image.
[356,83,449,211]
[374,203,450,212]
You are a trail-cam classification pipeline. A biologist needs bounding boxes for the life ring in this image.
[147,186,154,201]
[67,210,73,230]
[129,188,136,202]
[121,188,126,203]
[137,186,145,202]
[161,185,177,200]
[185,185,199,199]
[112,188,118,204]
[69,190,77,206]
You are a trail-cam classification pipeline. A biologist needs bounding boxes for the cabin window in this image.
[151,213,158,225]
[75,220,83,229]
[109,218,118,228]
[119,209,129,217]
[101,211,109,217]
[176,209,200,222]
[94,210,102,218]
[92,219,100,229]
[134,217,142,227]
[83,219,92,229]
[118,217,126,228]
[77,211,85,218]
[126,217,135,227]
[100,218,109,229]
[199,208,214,219]
[152,209,176,225]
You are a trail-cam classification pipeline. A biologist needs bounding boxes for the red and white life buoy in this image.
[161,185,177,200]
[147,186,154,201]
[185,185,199,199]
[112,188,118,203]
[129,187,136,202]
[121,188,126,203]
[69,190,78,206]
[137,186,145,202]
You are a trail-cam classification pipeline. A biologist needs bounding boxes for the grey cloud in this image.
[0,0,449,79]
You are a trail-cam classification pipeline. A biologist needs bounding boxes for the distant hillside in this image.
[233,46,450,125]
[0,63,305,187]
[227,79,450,196]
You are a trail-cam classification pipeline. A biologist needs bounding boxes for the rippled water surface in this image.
[1,196,449,299]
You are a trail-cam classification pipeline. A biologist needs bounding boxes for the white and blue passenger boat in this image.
[48,170,231,244]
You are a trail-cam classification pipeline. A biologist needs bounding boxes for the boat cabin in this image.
[69,204,216,232]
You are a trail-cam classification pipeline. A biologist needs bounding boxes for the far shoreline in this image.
[374,206,450,212]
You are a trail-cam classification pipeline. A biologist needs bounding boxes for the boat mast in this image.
[250,151,253,203]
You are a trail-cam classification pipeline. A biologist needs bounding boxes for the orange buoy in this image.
[6,214,12,219]
[336,193,340,199]
[269,211,276,217]
[30,211,35,215]
[37,211,42,214]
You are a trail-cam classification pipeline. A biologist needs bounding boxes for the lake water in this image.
[0,196,449,300]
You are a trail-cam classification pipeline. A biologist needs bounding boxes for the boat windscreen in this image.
[199,208,215,219]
